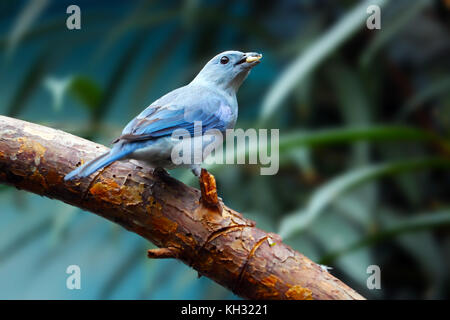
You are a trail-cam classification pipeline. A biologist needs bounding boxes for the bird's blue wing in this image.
[115,88,234,143]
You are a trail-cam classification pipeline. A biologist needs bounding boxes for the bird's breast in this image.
[128,132,224,168]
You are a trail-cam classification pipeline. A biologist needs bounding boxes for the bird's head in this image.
[191,50,262,94]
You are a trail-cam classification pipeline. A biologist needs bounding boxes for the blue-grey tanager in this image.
[64,51,262,181]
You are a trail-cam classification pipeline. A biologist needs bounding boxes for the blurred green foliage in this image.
[0,0,449,299]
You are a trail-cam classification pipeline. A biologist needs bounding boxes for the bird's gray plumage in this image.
[64,50,261,181]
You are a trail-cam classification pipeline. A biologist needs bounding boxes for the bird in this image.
[64,50,262,182]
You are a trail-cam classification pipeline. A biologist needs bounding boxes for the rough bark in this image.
[0,115,365,300]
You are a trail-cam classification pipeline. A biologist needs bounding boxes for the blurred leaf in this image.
[328,61,373,168]
[0,216,52,263]
[278,126,447,152]
[279,18,324,57]
[240,126,443,163]
[182,0,200,26]
[279,158,450,239]
[5,0,49,58]
[259,0,389,123]
[329,62,372,126]
[330,62,379,221]
[49,205,79,242]
[131,27,184,109]
[34,212,92,269]
[396,232,445,299]
[308,212,372,288]
[285,148,314,173]
[92,0,156,62]
[99,246,144,299]
[44,75,73,112]
[393,173,422,207]
[140,259,183,299]
[92,32,148,125]
[68,75,102,112]
[379,209,446,299]
[172,267,201,298]
[283,234,322,264]
[5,47,54,117]
[333,194,373,228]
[187,125,448,186]
[398,76,450,120]
[320,209,450,265]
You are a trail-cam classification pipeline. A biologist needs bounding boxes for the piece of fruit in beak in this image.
[246,54,262,63]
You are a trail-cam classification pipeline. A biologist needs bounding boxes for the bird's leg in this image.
[191,165,201,178]
[197,168,223,215]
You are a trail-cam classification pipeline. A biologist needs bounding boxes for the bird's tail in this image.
[64,146,133,181]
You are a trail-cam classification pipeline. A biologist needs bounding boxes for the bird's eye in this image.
[220,56,229,64]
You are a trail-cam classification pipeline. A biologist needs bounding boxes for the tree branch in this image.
[0,115,364,300]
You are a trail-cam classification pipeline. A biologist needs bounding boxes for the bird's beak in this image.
[234,52,262,68]
[245,53,262,64]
